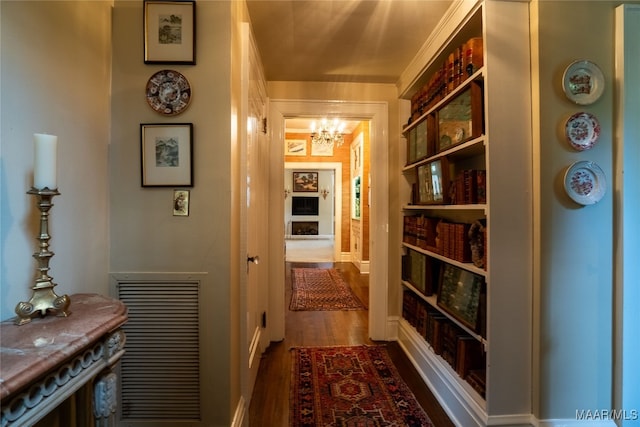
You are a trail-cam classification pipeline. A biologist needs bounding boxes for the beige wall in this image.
[531,0,640,421]
[110,0,245,423]
[1,1,112,319]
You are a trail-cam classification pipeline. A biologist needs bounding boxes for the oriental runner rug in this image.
[290,345,434,427]
[290,268,365,311]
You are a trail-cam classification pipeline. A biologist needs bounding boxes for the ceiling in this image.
[246,0,453,84]
[246,0,453,133]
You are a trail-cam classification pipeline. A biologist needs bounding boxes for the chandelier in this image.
[310,118,345,147]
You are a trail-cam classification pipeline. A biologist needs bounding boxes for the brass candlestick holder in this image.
[15,187,70,325]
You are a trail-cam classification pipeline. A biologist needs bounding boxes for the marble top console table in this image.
[0,293,127,427]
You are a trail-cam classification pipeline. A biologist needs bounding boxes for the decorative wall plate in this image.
[146,69,191,116]
[562,60,604,105]
[563,161,606,205]
[565,112,600,151]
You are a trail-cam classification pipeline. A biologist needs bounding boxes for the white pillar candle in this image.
[33,133,58,190]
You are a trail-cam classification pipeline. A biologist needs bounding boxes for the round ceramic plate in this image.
[565,112,600,151]
[563,161,606,205]
[146,69,191,116]
[562,60,604,105]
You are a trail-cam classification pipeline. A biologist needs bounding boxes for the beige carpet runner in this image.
[290,268,365,311]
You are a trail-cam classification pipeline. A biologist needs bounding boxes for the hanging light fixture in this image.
[310,118,345,147]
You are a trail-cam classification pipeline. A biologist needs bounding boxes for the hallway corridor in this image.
[248,262,454,426]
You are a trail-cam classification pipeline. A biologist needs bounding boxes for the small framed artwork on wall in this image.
[173,189,190,216]
[292,172,318,192]
[141,123,193,187]
[144,0,196,64]
[285,139,307,156]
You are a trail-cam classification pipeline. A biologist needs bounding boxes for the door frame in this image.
[614,4,640,420]
[268,99,389,341]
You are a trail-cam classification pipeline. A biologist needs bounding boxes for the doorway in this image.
[284,162,342,263]
[268,99,389,343]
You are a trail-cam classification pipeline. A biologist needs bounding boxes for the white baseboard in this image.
[537,418,621,427]
[286,234,333,240]
[231,396,246,427]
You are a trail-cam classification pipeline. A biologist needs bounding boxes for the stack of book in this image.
[439,221,471,263]
[403,216,418,246]
[403,216,475,264]
[403,216,440,253]
[402,290,486,395]
[452,169,486,205]
[466,369,487,398]
[406,36,484,125]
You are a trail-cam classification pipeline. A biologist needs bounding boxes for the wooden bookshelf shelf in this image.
[396,1,532,425]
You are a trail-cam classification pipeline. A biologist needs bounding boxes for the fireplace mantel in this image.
[0,293,128,426]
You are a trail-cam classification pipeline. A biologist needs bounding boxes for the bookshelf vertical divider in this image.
[396,1,533,425]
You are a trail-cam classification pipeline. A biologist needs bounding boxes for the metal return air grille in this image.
[117,281,200,421]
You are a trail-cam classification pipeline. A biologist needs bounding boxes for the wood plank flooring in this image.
[248,261,455,427]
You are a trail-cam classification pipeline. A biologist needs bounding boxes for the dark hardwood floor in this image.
[248,261,455,427]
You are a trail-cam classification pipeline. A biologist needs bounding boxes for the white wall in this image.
[1,1,112,320]
[284,169,334,236]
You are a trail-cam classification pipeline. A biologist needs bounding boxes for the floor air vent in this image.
[116,281,201,421]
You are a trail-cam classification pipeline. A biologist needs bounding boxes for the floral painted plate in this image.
[563,161,606,205]
[562,60,604,105]
[565,112,600,151]
[146,69,191,116]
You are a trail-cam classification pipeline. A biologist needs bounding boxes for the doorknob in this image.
[247,255,259,273]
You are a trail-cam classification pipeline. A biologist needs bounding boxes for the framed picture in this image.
[437,81,483,152]
[292,171,318,192]
[311,141,334,156]
[141,123,193,187]
[415,158,449,204]
[285,139,307,156]
[173,189,190,216]
[437,264,484,331]
[352,176,361,219]
[406,126,417,165]
[144,0,196,64]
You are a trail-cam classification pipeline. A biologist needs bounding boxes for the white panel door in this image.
[241,23,270,405]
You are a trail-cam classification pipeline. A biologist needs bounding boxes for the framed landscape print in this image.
[144,0,196,64]
[292,172,318,192]
[437,81,483,152]
[437,264,484,331]
[141,123,193,187]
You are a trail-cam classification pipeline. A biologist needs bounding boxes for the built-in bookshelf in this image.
[396,1,533,425]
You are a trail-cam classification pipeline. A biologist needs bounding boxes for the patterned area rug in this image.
[290,345,433,427]
[290,268,365,311]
